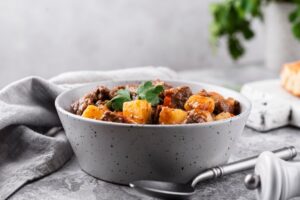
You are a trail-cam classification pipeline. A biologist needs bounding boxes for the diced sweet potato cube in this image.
[184,95,215,113]
[215,112,234,121]
[159,107,187,124]
[82,105,108,120]
[123,100,152,124]
[197,90,224,101]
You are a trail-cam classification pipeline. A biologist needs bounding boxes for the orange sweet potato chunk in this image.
[159,107,187,124]
[123,100,152,124]
[215,112,234,121]
[82,105,108,120]
[184,95,215,113]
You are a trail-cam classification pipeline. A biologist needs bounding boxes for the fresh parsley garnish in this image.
[106,81,164,110]
[106,89,131,111]
[137,81,164,106]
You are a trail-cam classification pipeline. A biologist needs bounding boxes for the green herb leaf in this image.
[137,81,164,106]
[137,81,153,99]
[289,10,298,23]
[106,89,131,111]
[228,36,245,60]
[209,0,263,60]
[292,22,300,40]
[241,21,255,40]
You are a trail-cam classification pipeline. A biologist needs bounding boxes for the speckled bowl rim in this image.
[55,79,251,128]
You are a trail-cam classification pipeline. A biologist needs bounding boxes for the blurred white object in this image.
[265,2,300,72]
[246,152,300,200]
[241,79,300,131]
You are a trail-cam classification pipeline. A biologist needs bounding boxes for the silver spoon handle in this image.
[191,146,297,187]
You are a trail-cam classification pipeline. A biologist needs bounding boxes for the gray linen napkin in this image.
[0,67,178,200]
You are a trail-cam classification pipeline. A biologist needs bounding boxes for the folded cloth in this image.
[0,66,178,200]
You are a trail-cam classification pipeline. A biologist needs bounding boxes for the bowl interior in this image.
[56,79,251,125]
[55,79,251,184]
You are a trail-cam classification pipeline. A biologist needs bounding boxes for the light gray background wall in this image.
[0,0,264,88]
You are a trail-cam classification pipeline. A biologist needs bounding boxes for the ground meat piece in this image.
[185,109,213,123]
[163,86,192,109]
[101,111,133,123]
[208,92,224,103]
[125,84,139,99]
[214,98,240,115]
[109,84,139,99]
[152,80,173,90]
[198,89,209,97]
[152,80,173,101]
[96,86,110,101]
[95,100,109,107]
[213,100,223,114]
[71,94,94,115]
[109,86,126,99]
[198,90,240,115]
[71,86,110,115]
[151,105,163,124]
[225,98,240,115]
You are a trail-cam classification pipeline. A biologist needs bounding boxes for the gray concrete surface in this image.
[9,66,299,200]
[10,127,300,200]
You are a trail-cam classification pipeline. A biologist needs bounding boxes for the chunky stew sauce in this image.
[71,80,240,124]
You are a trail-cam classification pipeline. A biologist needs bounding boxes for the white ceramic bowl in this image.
[55,80,251,185]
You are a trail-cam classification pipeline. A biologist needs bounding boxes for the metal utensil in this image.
[130,146,297,200]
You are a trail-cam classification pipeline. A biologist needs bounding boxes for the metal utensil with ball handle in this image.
[131,146,297,200]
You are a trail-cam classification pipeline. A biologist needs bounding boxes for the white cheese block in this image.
[241,79,300,132]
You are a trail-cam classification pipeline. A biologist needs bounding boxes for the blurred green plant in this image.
[210,0,300,60]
